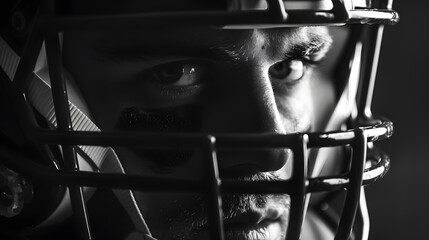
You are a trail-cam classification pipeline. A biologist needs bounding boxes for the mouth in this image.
[196,207,288,240]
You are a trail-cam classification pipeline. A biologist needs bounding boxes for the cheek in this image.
[276,85,313,133]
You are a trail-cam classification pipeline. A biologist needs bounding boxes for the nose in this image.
[203,63,290,177]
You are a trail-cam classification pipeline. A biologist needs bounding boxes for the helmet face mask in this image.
[0,1,396,240]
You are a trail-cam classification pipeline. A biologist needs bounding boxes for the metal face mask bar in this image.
[33,0,399,31]
[0,126,393,240]
[0,0,397,240]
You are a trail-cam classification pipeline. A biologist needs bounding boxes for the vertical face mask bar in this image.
[41,1,93,239]
[205,135,225,240]
[286,134,309,240]
[353,0,390,236]
[44,36,93,240]
[10,23,44,138]
[267,0,288,21]
[357,0,392,120]
[334,129,366,240]
[357,24,385,120]
[357,186,370,240]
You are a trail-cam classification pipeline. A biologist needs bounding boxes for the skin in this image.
[62,6,340,240]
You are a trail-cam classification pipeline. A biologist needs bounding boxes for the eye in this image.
[269,60,305,83]
[151,62,200,86]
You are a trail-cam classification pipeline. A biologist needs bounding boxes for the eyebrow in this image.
[266,27,333,61]
[286,35,332,62]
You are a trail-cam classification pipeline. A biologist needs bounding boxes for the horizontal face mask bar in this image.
[35,0,399,32]
[26,118,393,148]
[0,120,392,191]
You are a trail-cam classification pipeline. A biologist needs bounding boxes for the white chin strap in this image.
[0,36,154,240]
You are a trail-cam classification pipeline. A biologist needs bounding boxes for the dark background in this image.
[367,1,429,240]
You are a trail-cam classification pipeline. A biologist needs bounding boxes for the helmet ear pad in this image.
[0,131,65,234]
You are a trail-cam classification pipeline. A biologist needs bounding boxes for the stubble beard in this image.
[150,172,291,240]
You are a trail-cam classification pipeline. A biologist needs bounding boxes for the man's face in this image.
[63,21,336,240]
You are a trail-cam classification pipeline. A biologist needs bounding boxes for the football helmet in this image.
[0,0,398,240]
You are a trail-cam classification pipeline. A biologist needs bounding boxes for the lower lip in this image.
[197,220,284,240]
[232,220,284,240]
